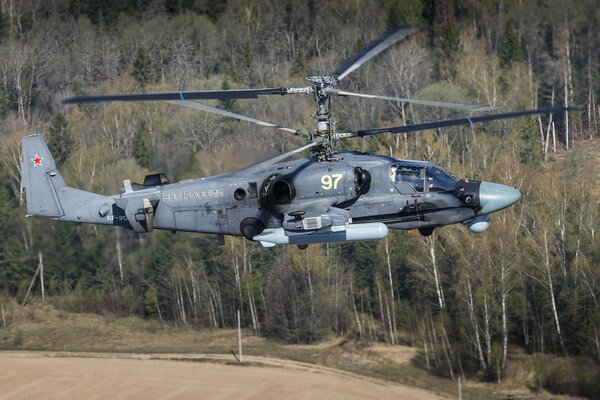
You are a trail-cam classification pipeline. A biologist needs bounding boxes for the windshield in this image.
[428,166,456,192]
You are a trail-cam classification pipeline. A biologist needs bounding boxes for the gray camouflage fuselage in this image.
[67,154,456,227]
[22,135,521,246]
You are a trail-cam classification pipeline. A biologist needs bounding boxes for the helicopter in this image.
[21,27,573,248]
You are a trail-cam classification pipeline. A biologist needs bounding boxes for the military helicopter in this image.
[21,27,572,248]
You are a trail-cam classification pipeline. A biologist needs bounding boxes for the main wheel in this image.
[240,218,265,239]
[418,227,435,237]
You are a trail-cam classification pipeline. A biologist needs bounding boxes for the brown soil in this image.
[0,351,449,400]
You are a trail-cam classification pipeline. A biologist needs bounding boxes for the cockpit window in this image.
[390,164,426,192]
[428,166,456,192]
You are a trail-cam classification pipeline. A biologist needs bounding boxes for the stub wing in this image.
[253,205,387,247]
[254,222,388,247]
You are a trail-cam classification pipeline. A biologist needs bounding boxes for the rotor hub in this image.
[304,76,340,159]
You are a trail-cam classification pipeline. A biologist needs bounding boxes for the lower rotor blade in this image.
[330,89,494,111]
[355,106,579,136]
[255,141,320,166]
[167,100,303,135]
[63,88,289,104]
[239,141,321,175]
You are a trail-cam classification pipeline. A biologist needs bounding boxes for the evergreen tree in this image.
[144,284,160,317]
[290,51,306,77]
[144,232,179,318]
[0,84,9,119]
[437,22,461,80]
[219,79,239,113]
[131,48,156,87]
[42,223,87,286]
[0,185,13,238]
[432,0,455,38]
[520,118,543,165]
[68,0,143,26]
[344,241,376,292]
[205,0,227,21]
[47,113,75,167]
[0,185,13,290]
[243,41,253,73]
[500,22,523,68]
[0,174,27,295]
[386,0,423,29]
[0,8,7,39]
[384,232,411,299]
[163,0,226,20]
[431,0,460,80]
[133,121,153,169]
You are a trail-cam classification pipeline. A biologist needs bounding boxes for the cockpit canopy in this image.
[428,165,457,192]
[390,162,456,193]
[390,163,426,192]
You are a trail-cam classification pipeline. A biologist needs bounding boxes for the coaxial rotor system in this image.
[64,27,576,160]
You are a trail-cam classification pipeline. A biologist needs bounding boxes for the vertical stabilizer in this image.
[21,134,66,217]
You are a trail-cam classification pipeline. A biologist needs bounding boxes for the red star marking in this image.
[32,154,43,167]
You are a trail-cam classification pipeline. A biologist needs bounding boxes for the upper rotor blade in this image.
[334,27,417,81]
[63,87,289,104]
[328,89,494,111]
[354,106,579,137]
[167,100,305,135]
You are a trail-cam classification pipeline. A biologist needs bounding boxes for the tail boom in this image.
[21,134,109,222]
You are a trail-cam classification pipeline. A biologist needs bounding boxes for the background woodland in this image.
[1,0,600,396]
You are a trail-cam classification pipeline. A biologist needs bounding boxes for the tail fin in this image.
[21,134,66,217]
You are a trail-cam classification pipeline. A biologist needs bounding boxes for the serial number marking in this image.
[162,188,224,202]
[321,173,343,190]
[107,215,128,222]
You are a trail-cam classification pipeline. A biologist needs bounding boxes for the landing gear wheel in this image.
[418,227,435,237]
[240,218,265,239]
[297,244,309,250]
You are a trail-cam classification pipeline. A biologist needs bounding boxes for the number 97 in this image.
[321,175,333,190]
[321,173,343,190]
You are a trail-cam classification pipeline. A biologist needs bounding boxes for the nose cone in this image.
[479,182,521,214]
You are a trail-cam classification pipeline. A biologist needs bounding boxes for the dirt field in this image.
[0,351,449,400]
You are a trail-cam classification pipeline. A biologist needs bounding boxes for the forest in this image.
[1,0,600,397]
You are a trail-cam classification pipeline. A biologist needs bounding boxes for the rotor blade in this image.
[334,27,417,81]
[63,87,289,104]
[327,89,494,111]
[238,142,321,176]
[166,100,307,136]
[251,141,320,167]
[354,106,580,137]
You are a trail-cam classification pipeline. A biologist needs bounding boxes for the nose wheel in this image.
[297,244,309,250]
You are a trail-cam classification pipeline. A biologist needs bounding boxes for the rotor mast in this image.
[305,76,338,159]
